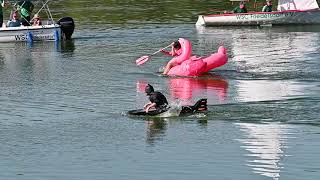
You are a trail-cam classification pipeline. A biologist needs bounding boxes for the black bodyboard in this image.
[127,107,170,116]
[127,99,207,117]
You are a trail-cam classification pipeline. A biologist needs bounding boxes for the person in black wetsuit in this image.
[144,84,168,113]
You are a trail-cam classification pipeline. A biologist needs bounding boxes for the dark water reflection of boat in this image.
[0,41,75,84]
[0,40,75,58]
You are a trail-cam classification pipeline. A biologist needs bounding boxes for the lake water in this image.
[0,1,320,180]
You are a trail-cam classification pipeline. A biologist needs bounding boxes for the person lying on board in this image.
[161,41,182,75]
[7,11,22,27]
[233,1,248,13]
[262,0,273,12]
[143,84,168,113]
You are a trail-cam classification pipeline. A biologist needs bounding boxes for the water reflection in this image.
[144,117,208,145]
[0,53,4,68]
[0,41,76,94]
[0,41,75,55]
[136,74,228,105]
[196,25,320,102]
[0,41,74,60]
[228,29,320,72]
[196,25,320,77]
[168,74,228,103]
[236,123,290,180]
[145,118,167,145]
[237,80,308,102]
[58,40,76,55]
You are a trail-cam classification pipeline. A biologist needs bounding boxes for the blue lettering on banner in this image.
[33,35,54,40]
[15,34,54,41]
[235,12,294,20]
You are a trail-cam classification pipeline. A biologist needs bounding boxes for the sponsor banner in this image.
[235,12,294,20]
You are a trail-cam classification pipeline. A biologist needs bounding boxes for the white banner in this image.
[277,0,319,11]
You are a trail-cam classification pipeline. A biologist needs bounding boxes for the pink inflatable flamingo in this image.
[167,39,228,76]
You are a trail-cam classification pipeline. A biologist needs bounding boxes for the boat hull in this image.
[0,25,61,42]
[196,9,320,26]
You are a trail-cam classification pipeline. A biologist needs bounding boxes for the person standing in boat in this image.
[233,1,248,13]
[16,0,34,26]
[144,84,168,113]
[0,0,6,27]
[262,0,273,12]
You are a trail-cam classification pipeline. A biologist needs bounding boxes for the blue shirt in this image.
[7,19,22,27]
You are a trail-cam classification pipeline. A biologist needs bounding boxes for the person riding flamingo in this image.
[160,38,192,75]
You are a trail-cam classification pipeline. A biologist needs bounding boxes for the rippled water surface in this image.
[0,1,320,180]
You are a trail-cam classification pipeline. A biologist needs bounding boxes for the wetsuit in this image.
[149,91,168,109]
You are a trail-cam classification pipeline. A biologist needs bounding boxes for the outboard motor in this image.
[57,17,75,40]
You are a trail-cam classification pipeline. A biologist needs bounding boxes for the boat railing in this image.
[4,0,56,25]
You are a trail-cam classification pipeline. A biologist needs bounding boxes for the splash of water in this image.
[158,100,182,117]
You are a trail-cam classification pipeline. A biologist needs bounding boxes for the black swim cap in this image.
[173,41,181,49]
[145,84,154,95]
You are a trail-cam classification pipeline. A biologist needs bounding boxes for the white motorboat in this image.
[0,0,75,43]
[196,0,320,26]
